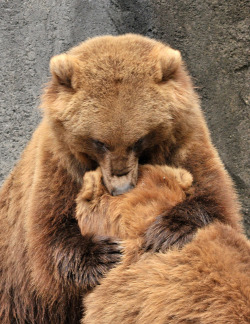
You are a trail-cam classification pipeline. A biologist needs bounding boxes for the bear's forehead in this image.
[86,112,166,149]
[87,113,155,144]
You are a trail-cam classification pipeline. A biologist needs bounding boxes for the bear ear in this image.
[50,53,77,88]
[158,47,182,82]
[174,169,193,189]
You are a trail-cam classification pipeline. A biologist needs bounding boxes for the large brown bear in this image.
[0,34,242,323]
[77,166,250,324]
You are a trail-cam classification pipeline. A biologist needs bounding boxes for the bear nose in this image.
[111,183,134,196]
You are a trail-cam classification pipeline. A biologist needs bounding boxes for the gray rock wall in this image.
[0,0,249,235]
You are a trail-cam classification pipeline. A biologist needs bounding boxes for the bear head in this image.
[42,34,199,196]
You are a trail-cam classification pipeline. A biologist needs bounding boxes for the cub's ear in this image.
[50,53,78,88]
[157,47,182,82]
[174,168,193,189]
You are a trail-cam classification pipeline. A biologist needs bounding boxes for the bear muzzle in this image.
[101,165,138,196]
[99,151,139,196]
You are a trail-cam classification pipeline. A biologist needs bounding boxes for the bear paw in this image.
[143,198,211,252]
[81,168,105,202]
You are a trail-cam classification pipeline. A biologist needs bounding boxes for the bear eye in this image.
[132,137,144,152]
[92,139,108,152]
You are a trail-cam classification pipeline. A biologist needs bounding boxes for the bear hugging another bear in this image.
[0,34,244,323]
[78,165,250,324]
[77,164,194,255]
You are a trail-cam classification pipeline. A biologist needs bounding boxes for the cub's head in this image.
[42,34,199,195]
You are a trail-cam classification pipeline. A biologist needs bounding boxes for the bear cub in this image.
[77,166,250,324]
[76,164,194,261]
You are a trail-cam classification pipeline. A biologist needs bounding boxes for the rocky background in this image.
[0,0,249,235]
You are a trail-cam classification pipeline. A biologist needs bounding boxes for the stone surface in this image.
[0,0,249,235]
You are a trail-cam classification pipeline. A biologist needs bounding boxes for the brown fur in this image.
[77,165,193,242]
[0,34,242,323]
[77,167,250,324]
[83,223,250,324]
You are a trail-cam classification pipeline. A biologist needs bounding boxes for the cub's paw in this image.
[81,168,105,202]
[144,200,211,252]
[81,235,123,289]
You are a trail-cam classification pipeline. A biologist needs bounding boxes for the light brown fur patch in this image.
[83,223,250,324]
[77,165,193,241]
[77,166,250,324]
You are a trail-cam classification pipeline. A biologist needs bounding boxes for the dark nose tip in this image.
[111,183,134,196]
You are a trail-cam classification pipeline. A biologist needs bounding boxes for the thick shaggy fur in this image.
[83,223,250,324]
[78,166,250,324]
[0,34,242,323]
[77,165,193,243]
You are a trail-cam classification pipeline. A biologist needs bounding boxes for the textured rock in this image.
[0,0,249,235]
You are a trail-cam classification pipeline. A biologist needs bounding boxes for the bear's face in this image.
[58,83,171,195]
[43,34,198,195]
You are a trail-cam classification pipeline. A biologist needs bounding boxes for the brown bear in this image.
[0,34,242,323]
[83,224,250,324]
[76,164,194,251]
[77,166,250,324]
